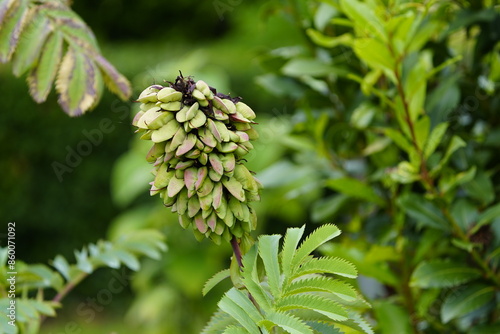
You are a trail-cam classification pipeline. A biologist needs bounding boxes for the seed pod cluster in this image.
[133,75,261,244]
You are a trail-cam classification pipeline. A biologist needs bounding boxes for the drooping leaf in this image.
[0,0,28,62]
[56,47,99,116]
[410,260,481,288]
[11,7,52,76]
[27,31,63,103]
[441,283,495,323]
[93,53,132,101]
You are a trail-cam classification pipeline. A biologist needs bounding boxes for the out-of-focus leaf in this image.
[326,177,385,206]
[373,301,412,334]
[353,38,394,73]
[306,29,352,48]
[282,58,347,77]
[414,115,430,151]
[51,255,70,281]
[470,202,500,235]
[397,193,449,231]
[340,0,386,42]
[410,260,481,288]
[463,171,495,206]
[404,52,432,121]
[438,166,476,195]
[384,128,413,154]
[350,102,376,129]
[441,283,495,323]
[451,199,479,231]
[311,194,349,222]
[430,136,466,177]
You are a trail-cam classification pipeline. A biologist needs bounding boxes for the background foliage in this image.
[1,0,499,333]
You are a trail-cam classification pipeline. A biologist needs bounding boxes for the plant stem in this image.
[231,236,243,268]
[40,271,88,323]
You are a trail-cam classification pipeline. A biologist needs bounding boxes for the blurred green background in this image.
[0,0,308,333]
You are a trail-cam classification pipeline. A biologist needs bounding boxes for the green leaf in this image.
[438,166,476,195]
[306,29,352,48]
[281,225,305,279]
[222,326,247,334]
[284,276,358,302]
[373,301,412,334]
[292,224,341,269]
[451,199,479,231]
[410,260,481,288]
[27,31,63,103]
[0,0,28,62]
[277,294,348,322]
[56,47,99,116]
[311,194,349,223]
[350,102,377,129]
[258,235,282,298]
[340,0,387,42]
[93,53,131,101]
[74,249,93,273]
[463,171,495,206]
[384,128,414,154]
[353,38,394,73]
[282,58,347,77]
[259,311,314,334]
[424,122,449,159]
[441,283,495,323]
[397,193,449,231]
[113,249,140,271]
[326,177,385,206]
[430,135,466,177]
[307,321,343,334]
[226,288,263,324]
[470,202,500,235]
[30,300,57,317]
[218,290,261,334]
[470,324,500,334]
[414,116,430,152]
[51,255,70,281]
[11,9,52,77]
[294,257,357,279]
[404,52,432,122]
[203,269,231,296]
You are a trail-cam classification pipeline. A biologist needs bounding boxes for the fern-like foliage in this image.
[0,229,165,334]
[203,225,373,334]
[0,0,131,116]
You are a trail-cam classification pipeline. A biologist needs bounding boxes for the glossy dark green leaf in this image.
[470,202,500,235]
[326,177,385,206]
[463,171,495,206]
[410,260,481,288]
[373,301,412,334]
[441,283,495,323]
[397,193,449,231]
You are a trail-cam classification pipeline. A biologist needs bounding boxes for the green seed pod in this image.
[133,74,261,243]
